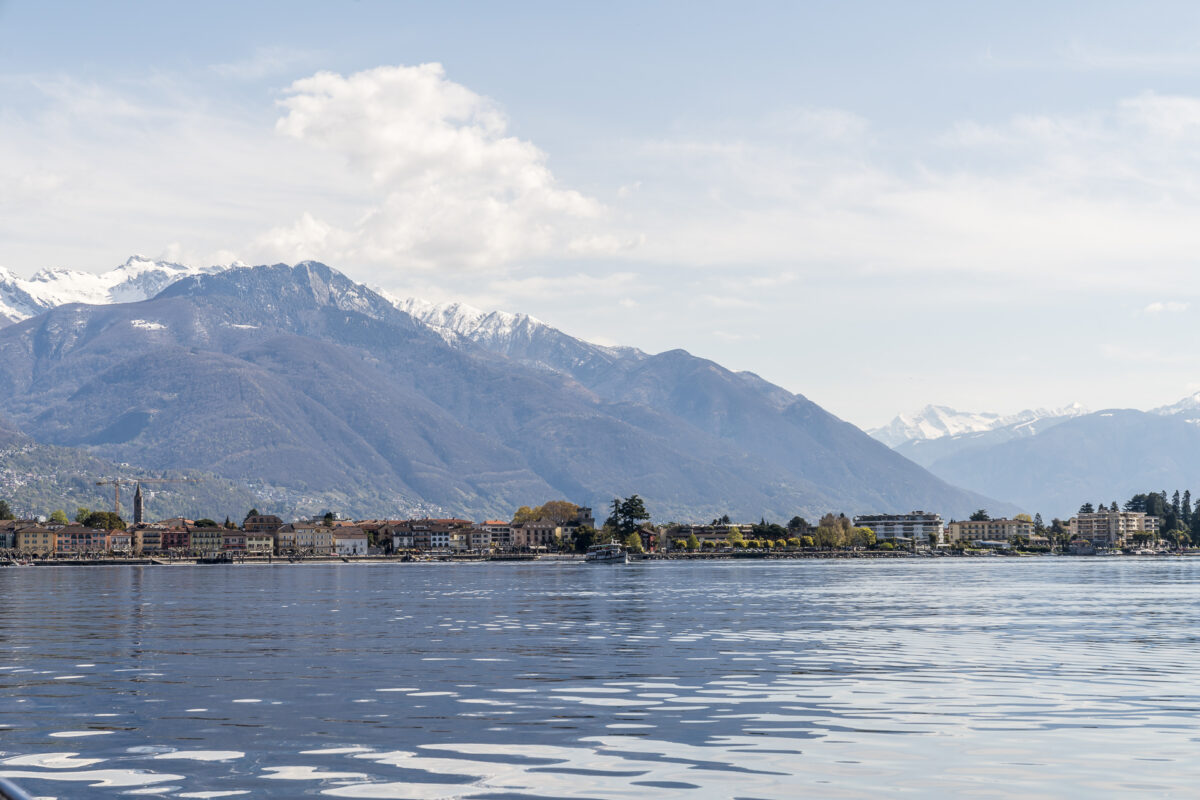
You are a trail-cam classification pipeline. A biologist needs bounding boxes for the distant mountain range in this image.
[0,258,1008,522]
[0,256,223,325]
[869,403,1089,448]
[874,398,1200,518]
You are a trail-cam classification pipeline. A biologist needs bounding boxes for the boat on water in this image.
[585,541,628,564]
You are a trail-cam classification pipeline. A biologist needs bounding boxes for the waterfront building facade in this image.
[246,532,274,554]
[334,527,368,555]
[852,511,944,545]
[947,518,1035,544]
[190,527,225,556]
[16,526,56,555]
[1069,511,1160,549]
[54,525,109,555]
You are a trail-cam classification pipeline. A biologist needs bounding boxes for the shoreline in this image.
[6,550,1196,567]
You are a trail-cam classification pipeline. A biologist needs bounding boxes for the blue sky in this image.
[5,1,1200,427]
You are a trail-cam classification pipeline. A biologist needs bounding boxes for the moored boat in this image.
[585,541,628,564]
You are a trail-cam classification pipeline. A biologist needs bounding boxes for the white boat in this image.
[585,542,628,564]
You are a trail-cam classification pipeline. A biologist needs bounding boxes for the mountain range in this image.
[874,399,1200,518]
[0,258,1008,522]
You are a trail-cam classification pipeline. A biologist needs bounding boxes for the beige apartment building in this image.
[1069,511,1160,549]
[947,518,1035,544]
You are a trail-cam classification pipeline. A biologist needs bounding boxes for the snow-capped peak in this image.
[1152,392,1200,423]
[387,295,547,347]
[870,403,1088,448]
[0,256,226,327]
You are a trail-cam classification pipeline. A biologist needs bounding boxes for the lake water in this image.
[2,559,1199,798]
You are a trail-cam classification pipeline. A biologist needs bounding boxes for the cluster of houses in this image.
[0,508,598,558]
[0,503,1167,558]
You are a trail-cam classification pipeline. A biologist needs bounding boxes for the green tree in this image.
[49,509,69,525]
[787,516,808,532]
[323,511,336,525]
[572,525,598,553]
[814,525,844,548]
[75,506,91,523]
[194,518,217,528]
[685,533,700,552]
[511,505,537,525]
[0,499,13,520]
[224,516,236,529]
[726,526,745,546]
[605,495,650,536]
[624,531,645,554]
[82,511,125,530]
[801,535,815,548]
[244,508,260,521]
[1078,502,1094,514]
[969,509,990,522]
[852,527,876,548]
[1033,513,1045,533]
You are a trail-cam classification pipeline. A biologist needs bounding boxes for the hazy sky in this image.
[5,1,1200,427]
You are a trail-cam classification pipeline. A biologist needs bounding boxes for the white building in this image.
[334,528,368,556]
[852,511,943,545]
[479,521,512,548]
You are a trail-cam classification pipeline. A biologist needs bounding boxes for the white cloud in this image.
[1143,301,1190,314]
[261,64,616,271]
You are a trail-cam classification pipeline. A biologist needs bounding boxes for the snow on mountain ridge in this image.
[0,255,226,326]
[871,403,1088,448]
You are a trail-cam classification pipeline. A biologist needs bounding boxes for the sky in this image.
[5,1,1200,428]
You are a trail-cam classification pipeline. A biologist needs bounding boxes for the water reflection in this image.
[2,560,1200,797]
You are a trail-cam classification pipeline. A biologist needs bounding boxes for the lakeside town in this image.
[0,486,1191,563]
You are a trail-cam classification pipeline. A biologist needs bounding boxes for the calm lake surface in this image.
[2,559,1200,798]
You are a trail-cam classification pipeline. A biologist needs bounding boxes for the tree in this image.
[1015,513,1032,522]
[969,509,991,522]
[850,527,876,548]
[75,506,91,523]
[192,518,216,528]
[685,533,700,552]
[323,511,336,525]
[49,509,69,525]
[572,525,598,553]
[224,516,236,529]
[801,535,814,548]
[1078,503,1095,514]
[1184,490,1193,527]
[1033,513,1044,533]
[0,500,13,520]
[814,525,844,548]
[538,501,581,524]
[624,531,645,554]
[244,508,260,520]
[786,537,801,548]
[605,495,650,536]
[81,511,125,530]
[787,516,808,532]
[511,505,537,525]
[726,526,744,546]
